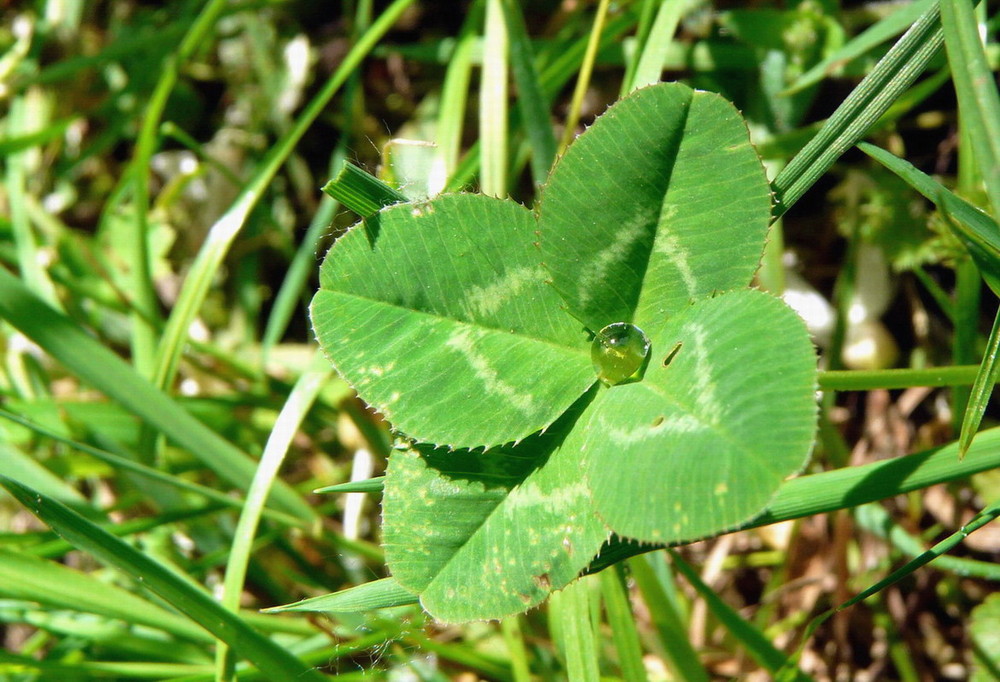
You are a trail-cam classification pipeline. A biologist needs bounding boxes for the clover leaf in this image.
[311,82,818,622]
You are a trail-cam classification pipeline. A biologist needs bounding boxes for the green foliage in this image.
[311,82,819,620]
[971,593,1000,681]
[3,0,1000,678]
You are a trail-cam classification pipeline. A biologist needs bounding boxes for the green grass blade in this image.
[551,576,600,682]
[0,116,77,155]
[0,652,208,680]
[500,616,533,682]
[217,353,331,678]
[321,160,408,218]
[837,499,1000,612]
[628,554,710,682]
[625,0,684,92]
[442,11,637,194]
[0,547,211,643]
[939,0,1000,214]
[501,0,556,186]
[0,268,312,520]
[957,309,1000,457]
[0,441,94,516]
[854,502,1000,580]
[558,0,612,154]
[0,477,326,682]
[670,550,810,679]
[857,141,1000,455]
[588,425,1000,571]
[772,2,943,217]
[858,142,1000,293]
[619,0,658,97]
[818,365,980,390]
[786,0,935,94]
[600,565,649,682]
[432,2,482,194]
[124,0,229,376]
[313,476,385,494]
[0,408,299,525]
[5,95,59,308]
[263,577,418,613]
[262,149,345,355]
[481,0,509,197]
[150,0,417,395]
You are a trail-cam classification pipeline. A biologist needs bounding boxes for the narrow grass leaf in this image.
[818,365,979,390]
[500,616,533,682]
[432,2,481,194]
[263,577,418,613]
[835,499,1000,614]
[939,0,1000,214]
[752,426,1000,527]
[5,95,59,307]
[0,269,312,520]
[859,142,1000,294]
[150,0,416,395]
[0,116,77,155]
[786,0,935,94]
[442,11,637,194]
[671,550,810,678]
[481,0,509,198]
[0,652,207,680]
[855,502,1000,580]
[858,141,1000,456]
[587,425,1000,571]
[0,441,93,516]
[217,353,331,677]
[625,0,685,92]
[321,160,408,218]
[0,477,326,682]
[262,147,346,354]
[628,555,710,682]
[558,0,611,154]
[501,0,556,185]
[772,2,943,217]
[552,576,600,682]
[313,477,385,494]
[956,309,1000,458]
[619,0,658,97]
[0,547,210,643]
[600,566,649,682]
[0,409,302,524]
[123,0,229,375]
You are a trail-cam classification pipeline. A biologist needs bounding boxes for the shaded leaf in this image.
[382,403,610,622]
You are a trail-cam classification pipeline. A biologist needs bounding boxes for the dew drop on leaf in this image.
[591,322,650,385]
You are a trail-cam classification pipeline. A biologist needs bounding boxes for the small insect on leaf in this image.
[591,323,651,385]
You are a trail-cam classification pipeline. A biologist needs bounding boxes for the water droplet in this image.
[591,322,650,385]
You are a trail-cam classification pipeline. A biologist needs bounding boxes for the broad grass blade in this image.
[0,477,326,682]
[263,577,419,613]
[0,269,312,520]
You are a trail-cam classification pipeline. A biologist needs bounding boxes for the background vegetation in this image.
[1,0,999,680]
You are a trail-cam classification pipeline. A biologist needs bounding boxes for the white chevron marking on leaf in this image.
[461,266,546,318]
[445,328,538,414]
